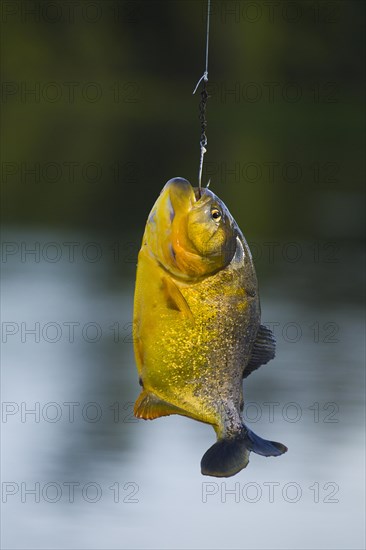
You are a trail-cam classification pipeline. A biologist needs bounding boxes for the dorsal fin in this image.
[243,324,276,378]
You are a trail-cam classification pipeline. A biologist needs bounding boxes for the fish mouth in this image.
[193,186,212,206]
[163,178,216,224]
[194,187,202,201]
[193,186,212,203]
[163,178,196,222]
[144,178,215,279]
[149,178,234,278]
[156,178,207,271]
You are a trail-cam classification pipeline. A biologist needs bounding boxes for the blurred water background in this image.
[1,1,365,549]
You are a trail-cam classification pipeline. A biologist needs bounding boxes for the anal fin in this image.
[134,390,186,420]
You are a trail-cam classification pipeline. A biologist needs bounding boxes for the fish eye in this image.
[211,208,222,221]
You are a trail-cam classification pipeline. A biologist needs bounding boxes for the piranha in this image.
[133,177,287,477]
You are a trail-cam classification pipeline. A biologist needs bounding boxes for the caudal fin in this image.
[201,427,287,478]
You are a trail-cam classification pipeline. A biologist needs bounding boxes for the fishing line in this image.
[193,0,211,190]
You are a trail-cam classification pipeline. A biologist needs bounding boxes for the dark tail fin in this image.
[201,427,287,478]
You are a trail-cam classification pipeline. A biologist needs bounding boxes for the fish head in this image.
[144,177,237,278]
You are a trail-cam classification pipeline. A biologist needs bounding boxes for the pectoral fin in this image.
[161,276,194,320]
[134,390,187,420]
[244,324,276,378]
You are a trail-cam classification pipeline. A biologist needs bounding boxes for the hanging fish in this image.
[133,177,287,477]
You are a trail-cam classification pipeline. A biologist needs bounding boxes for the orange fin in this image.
[134,390,185,420]
[161,276,194,320]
